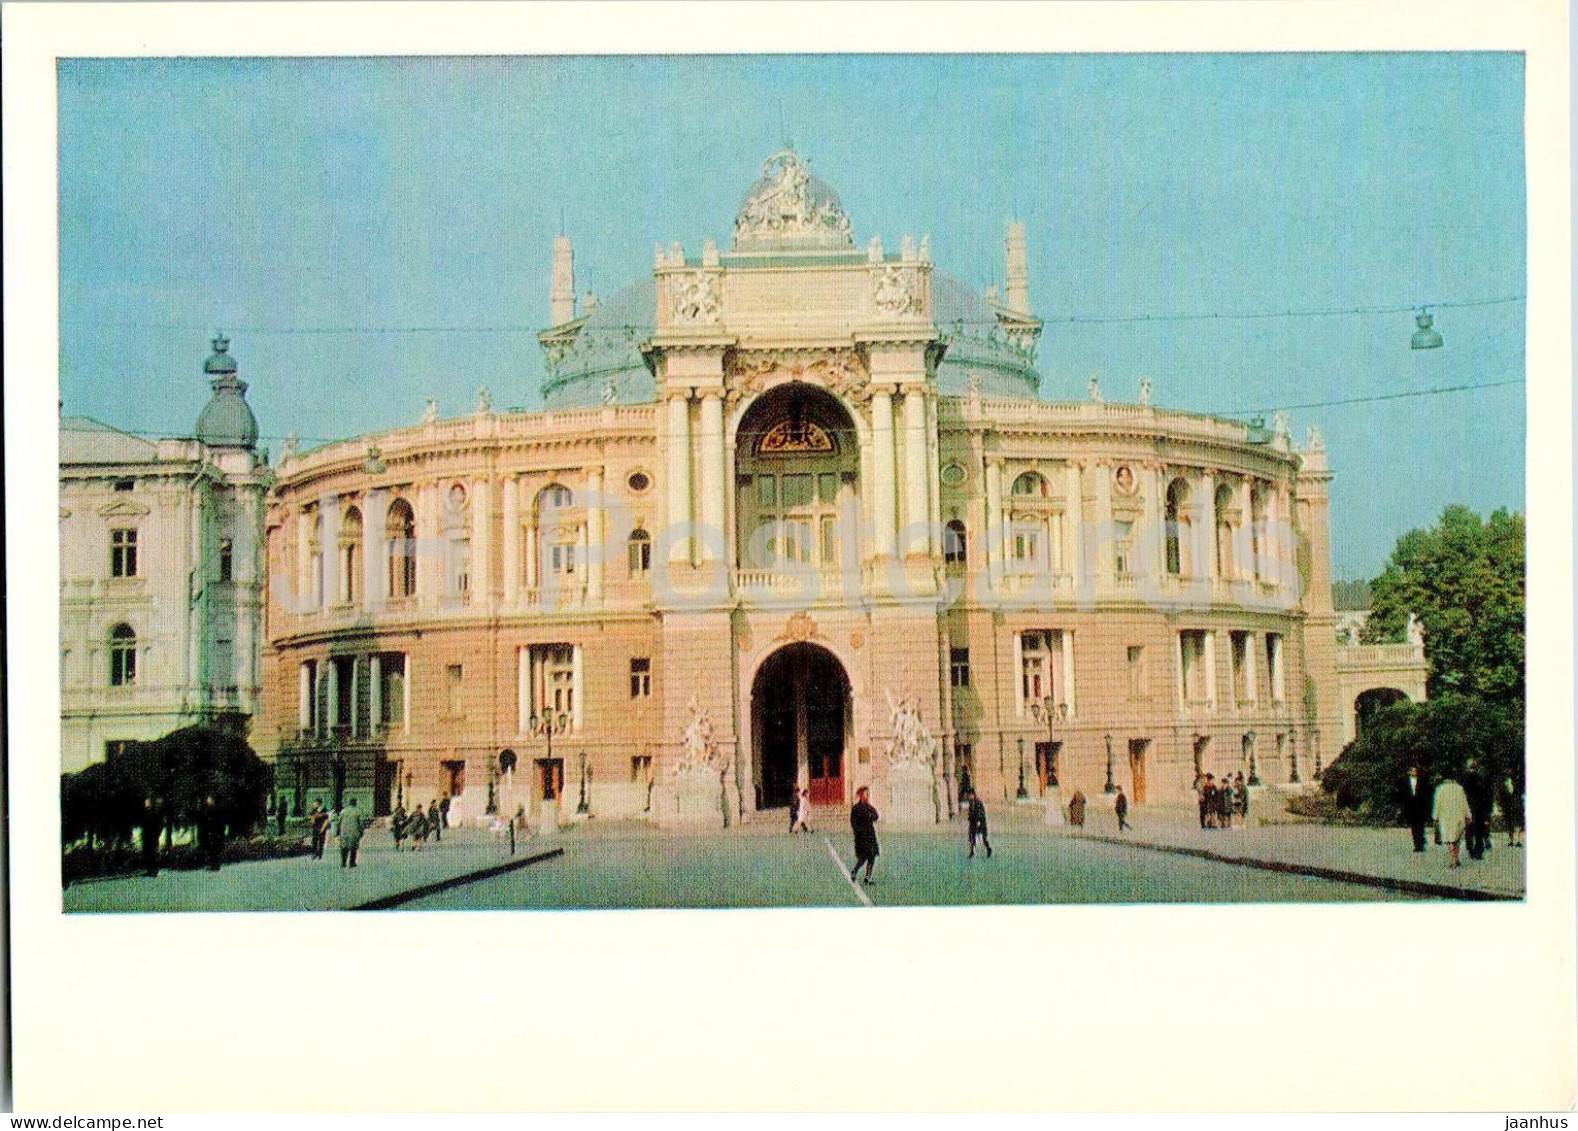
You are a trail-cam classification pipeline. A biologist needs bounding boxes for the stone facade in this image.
[258,148,1358,824]
[59,338,269,772]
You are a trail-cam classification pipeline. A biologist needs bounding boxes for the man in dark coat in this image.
[139,795,163,877]
[440,794,451,829]
[1464,761,1493,860]
[309,800,331,859]
[427,799,442,843]
[1114,784,1130,831]
[849,786,880,884]
[1401,765,1430,852]
[197,795,224,871]
[965,790,992,858]
[1201,775,1218,829]
[275,797,287,836]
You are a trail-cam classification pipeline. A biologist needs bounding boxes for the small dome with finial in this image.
[195,332,259,448]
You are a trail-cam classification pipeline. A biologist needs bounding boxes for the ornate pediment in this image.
[98,499,151,518]
[728,349,867,400]
[757,418,835,456]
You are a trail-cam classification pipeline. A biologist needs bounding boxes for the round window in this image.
[940,463,967,487]
[627,471,651,493]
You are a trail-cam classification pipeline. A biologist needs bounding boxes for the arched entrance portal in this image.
[1354,686,1410,738]
[751,643,851,810]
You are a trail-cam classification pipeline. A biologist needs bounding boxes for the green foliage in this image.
[1321,693,1523,821]
[1362,505,1525,705]
[60,724,273,847]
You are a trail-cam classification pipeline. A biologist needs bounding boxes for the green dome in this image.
[195,335,259,448]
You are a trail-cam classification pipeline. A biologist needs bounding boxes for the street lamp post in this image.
[577,752,590,815]
[531,711,570,812]
[1029,698,1066,791]
[1103,733,1116,794]
[1246,729,1260,786]
[1289,732,1300,783]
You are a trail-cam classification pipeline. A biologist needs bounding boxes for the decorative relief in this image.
[671,271,721,325]
[675,693,724,773]
[757,418,835,456]
[873,266,918,317]
[885,692,938,767]
[775,610,819,644]
[728,350,867,400]
[848,630,865,651]
[734,149,852,244]
[940,463,967,487]
[1113,464,1138,496]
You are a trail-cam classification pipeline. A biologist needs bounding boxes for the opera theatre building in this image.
[262,148,1349,828]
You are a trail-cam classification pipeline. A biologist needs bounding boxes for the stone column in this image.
[417,483,440,607]
[1060,629,1077,716]
[370,653,382,733]
[870,387,897,558]
[525,518,539,592]
[1095,461,1114,579]
[502,476,520,605]
[472,477,492,603]
[985,457,1005,587]
[667,394,693,564]
[698,393,726,563]
[902,385,929,556]
[363,492,388,609]
[1238,477,1256,582]
[1064,461,1084,587]
[296,509,314,608]
[1200,471,1218,581]
[1145,465,1165,579]
[298,662,312,732]
[587,465,606,603]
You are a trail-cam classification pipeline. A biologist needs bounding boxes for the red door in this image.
[808,744,843,805]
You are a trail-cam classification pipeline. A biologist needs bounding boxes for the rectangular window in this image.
[1020,631,1052,703]
[219,538,234,582]
[1114,521,1134,575]
[781,473,814,508]
[1230,631,1253,705]
[628,535,651,576]
[1180,630,1210,703]
[531,644,577,721]
[445,663,464,717]
[630,657,652,698]
[820,517,838,565]
[757,475,777,507]
[1127,645,1146,699]
[631,754,653,782]
[332,656,356,730]
[549,540,577,576]
[781,518,811,563]
[950,647,971,689]
[110,636,137,687]
[113,478,135,493]
[379,653,407,729]
[1266,633,1286,702]
[1012,524,1041,563]
[111,528,138,578]
[300,660,319,732]
[818,472,839,504]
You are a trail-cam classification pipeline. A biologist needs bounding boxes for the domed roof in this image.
[195,335,259,448]
[733,148,854,252]
[540,279,657,409]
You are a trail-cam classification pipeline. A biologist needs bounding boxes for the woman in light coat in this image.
[1432,776,1472,868]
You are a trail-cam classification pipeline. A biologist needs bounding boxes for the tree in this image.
[1322,694,1523,822]
[1362,505,1525,705]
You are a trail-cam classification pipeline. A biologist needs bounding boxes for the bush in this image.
[1320,693,1523,822]
[62,833,312,885]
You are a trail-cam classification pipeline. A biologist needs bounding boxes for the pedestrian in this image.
[391,802,407,851]
[1217,777,1234,829]
[1197,775,1213,829]
[197,795,224,871]
[1068,790,1087,828]
[309,800,330,859]
[1498,773,1524,848]
[1234,772,1249,824]
[849,786,880,884]
[1464,760,1493,861]
[1401,765,1430,852]
[408,804,429,852]
[275,796,287,837]
[139,795,163,877]
[788,788,799,833]
[440,794,451,829]
[336,797,367,868]
[1114,784,1130,832]
[965,789,993,858]
[427,799,442,843]
[1432,775,1471,869]
[792,788,813,834]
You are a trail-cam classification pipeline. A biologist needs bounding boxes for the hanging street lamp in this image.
[1410,310,1443,350]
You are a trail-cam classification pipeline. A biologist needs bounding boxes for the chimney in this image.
[551,236,576,326]
[1005,221,1029,315]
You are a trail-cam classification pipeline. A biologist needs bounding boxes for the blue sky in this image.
[57,54,1526,580]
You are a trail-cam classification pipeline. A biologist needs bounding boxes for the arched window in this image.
[109,623,136,687]
[1011,471,1049,498]
[1249,485,1267,579]
[538,483,574,510]
[1165,478,1190,577]
[944,519,968,566]
[386,499,416,598]
[628,528,651,577]
[1214,483,1235,579]
[340,507,363,604]
[307,511,324,605]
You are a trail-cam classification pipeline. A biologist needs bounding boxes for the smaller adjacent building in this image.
[59,336,271,773]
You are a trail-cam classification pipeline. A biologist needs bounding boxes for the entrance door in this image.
[751,643,850,810]
[1128,739,1149,804]
[537,758,564,801]
[373,758,395,817]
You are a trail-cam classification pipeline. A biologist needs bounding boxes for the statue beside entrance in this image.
[668,694,731,830]
[884,692,943,827]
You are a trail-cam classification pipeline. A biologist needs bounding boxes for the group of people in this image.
[137,793,228,876]
[1403,763,1524,869]
[1195,773,1248,830]
[390,798,449,853]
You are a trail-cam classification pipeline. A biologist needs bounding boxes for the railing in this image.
[733,567,863,600]
[1337,643,1426,666]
